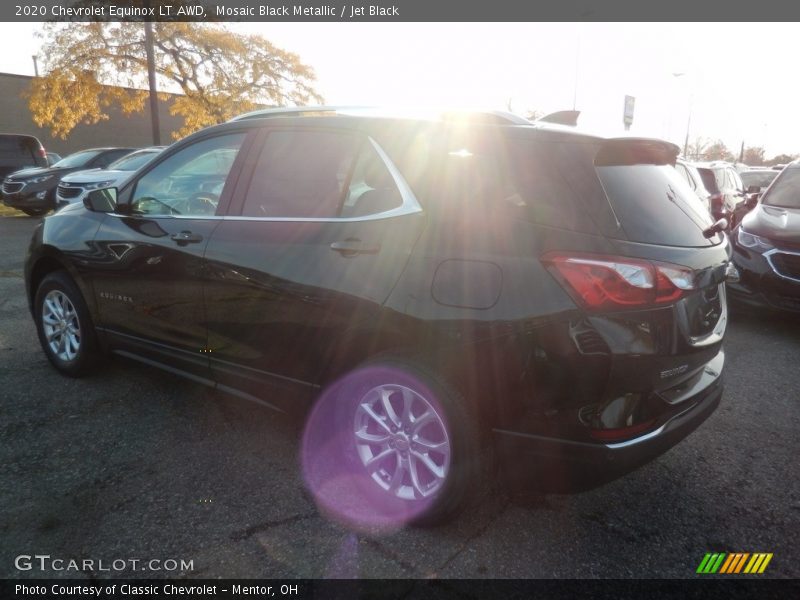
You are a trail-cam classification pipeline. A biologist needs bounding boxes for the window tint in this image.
[763,167,800,208]
[340,141,403,217]
[432,137,604,234]
[596,164,715,247]
[242,130,359,218]
[131,133,245,217]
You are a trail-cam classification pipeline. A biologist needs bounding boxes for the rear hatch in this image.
[504,134,729,398]
[591,138,728,345]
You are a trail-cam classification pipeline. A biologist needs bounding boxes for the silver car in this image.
[55,147,165,209]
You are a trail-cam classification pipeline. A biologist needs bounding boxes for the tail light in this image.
[542,252,695,311]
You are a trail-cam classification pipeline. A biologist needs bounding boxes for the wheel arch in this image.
[27,251,99,327]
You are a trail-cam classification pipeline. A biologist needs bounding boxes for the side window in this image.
[340,141,403,217]
[242,130,358,218]
[131,133,245,217]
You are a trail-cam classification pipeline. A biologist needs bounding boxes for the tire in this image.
[34,270,99,377]
[306,358,484,527]
[22,207,48,217]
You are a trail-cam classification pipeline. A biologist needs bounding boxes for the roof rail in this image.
[228,106,532,125]
[228,106,370,122]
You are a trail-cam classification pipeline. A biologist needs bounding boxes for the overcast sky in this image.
[1,22,797,157]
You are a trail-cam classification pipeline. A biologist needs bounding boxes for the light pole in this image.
[144,22,161,146]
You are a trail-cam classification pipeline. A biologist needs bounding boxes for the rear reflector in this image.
[589,418,657,442]
[543,252,695,311]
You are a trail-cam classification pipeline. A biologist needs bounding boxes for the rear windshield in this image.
[762,167,800,208]
[595,148,716,247]
[741,170,778,189]
[0,135,42,168]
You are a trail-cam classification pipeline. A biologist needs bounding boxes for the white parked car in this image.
[55,147,165,209]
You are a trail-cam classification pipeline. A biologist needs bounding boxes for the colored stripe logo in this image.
[697,553,773,574]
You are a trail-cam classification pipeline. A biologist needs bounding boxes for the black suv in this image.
[0,134,48,187]
[25,108,730,526]
[3,147,136,216]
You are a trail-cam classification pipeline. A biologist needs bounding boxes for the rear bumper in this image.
[493,369,723,490]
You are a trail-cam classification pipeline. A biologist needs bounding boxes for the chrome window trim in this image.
[764,248,800,284]
[111,137,422,223]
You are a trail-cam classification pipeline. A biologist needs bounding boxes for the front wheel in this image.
[34,271,99,377]
[302,359,484,528]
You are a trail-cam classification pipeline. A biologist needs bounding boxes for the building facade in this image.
[0,72,184,155]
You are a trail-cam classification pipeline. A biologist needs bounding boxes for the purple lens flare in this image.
[300,366,451,532]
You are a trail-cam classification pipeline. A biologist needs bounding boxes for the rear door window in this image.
[241,130,359,218]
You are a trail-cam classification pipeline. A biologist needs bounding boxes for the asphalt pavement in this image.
[1,215,798,579]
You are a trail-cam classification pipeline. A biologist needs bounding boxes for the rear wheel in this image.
[34,271,99,377]
[304,358,484,527]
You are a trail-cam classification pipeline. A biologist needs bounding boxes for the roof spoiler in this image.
[537,110,581,127]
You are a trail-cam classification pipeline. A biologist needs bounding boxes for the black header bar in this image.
[3,0,800,22]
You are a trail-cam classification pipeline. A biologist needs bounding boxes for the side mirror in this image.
[746,185,761,194]
[84,187,118,213]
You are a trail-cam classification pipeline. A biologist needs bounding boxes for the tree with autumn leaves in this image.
[27,23,324,140]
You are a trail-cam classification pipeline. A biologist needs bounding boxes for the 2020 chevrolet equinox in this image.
[25,108,730,526]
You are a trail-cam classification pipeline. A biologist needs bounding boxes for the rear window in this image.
[595,147,716,247]
[741,170,778,189]
[0,135,42,168]
[762,167,800,208]
[428,136,607,234]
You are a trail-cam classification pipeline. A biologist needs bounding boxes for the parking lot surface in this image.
[1,215,798,579]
